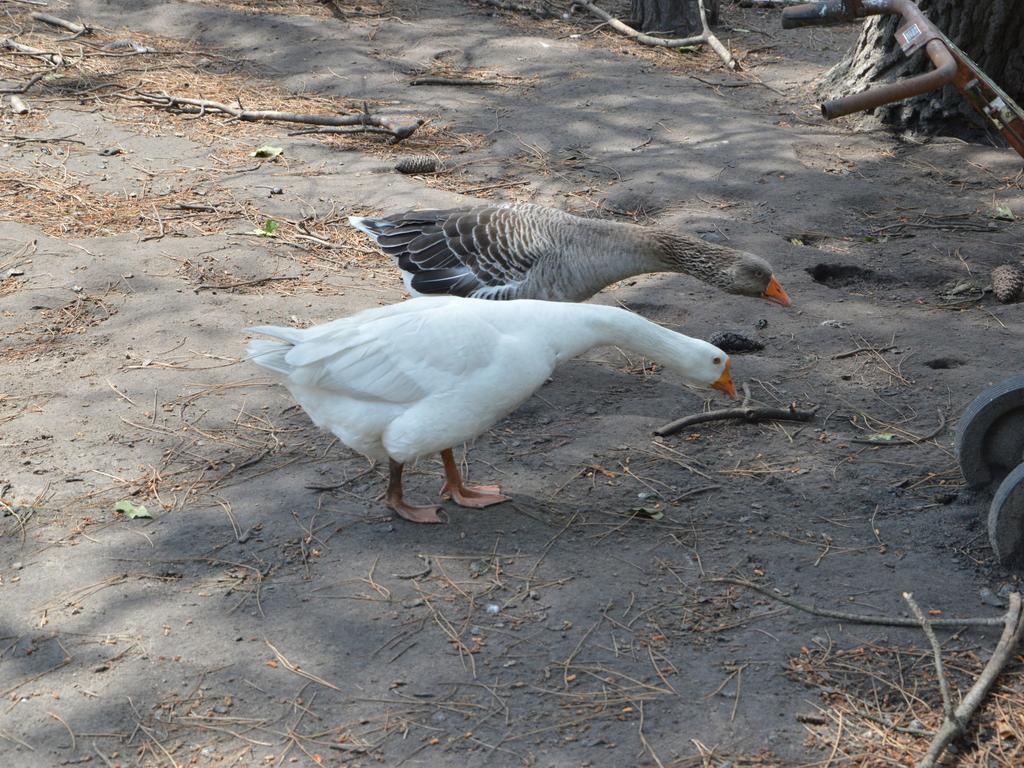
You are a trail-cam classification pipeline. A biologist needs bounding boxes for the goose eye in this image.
[713,356,722,365]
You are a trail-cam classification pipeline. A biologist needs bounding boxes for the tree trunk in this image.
[821,0,1023,135]
[629,0,719,36]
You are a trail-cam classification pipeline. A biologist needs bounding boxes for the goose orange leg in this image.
[386,459,443,524]
[440,448,509,508]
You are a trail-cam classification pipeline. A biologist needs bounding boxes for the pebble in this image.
[12,561,22,570]
[485,603,501,615]
[212,704,229,714]
[6,269,24,277]
[979,587,1005,608]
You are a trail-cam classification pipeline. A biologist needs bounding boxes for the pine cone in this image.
[394,156,438,175]
[992,263,1024,304]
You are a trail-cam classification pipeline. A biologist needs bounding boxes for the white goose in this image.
[350,202,791,305]
[247,297,736,524]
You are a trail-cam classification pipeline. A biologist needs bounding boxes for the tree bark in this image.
[821,0,1023,135]
[629,0,719,36]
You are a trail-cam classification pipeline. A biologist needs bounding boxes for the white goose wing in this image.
[280,300,502,404]
[350,204,563,300]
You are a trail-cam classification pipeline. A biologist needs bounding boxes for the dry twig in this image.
[655,404,817,437]
[118,91,424,142]
[570,0,738,69]
[917,592,1024,768]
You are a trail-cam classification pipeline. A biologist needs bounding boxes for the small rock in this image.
[71,285,83,293]
[12,561,23,570]
[212,704,229,714]
[979,587,1005,608]
[485,603,501,615]
[6,268,24,277]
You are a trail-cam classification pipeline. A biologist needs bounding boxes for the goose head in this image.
[721,253,791,306]
[651,232,791,306]
[658,334,737,399]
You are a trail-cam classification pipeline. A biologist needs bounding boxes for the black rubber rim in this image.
[955,374,1024,489]
[989,463,1024,566]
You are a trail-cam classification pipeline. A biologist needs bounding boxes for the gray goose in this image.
[349,202,791,306]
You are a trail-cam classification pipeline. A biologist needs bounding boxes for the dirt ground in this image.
[2,1,1024,766]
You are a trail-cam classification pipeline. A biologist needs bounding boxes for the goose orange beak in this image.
[762,275,791,307]
[711,360,737,399]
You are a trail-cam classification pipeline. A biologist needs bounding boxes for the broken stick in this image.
[713,576,1024,768]
[30,12,90,35]
[917,592,1024,768]
[570,0,738,70]
[655,403,817,437]
[119,91,424,142]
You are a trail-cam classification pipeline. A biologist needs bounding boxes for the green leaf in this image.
[114,500,152,519]
[863,433,898,443]
[630,505,664,521]
[863,235,878,243]
[252,145,284,159]
[677,45,700,54]
[790,238,804,246]
[249,219,280,237]
[993,205,1015,221]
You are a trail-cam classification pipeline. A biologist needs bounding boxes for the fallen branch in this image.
[737,0,806,6]
[410,77,502,86]
[707,584,1024,762]
[0,68,52,95]
[30,12,90,34]
[479,0,555,18]
[570,0,738,70]
[903,592,955,721]
[9,94,30,114]
[853,409,946,445]
[1,38,64,66]
[917,592,1024,768]
[118,91,424,143]
[832,344,897,359]
[196,275,300,291]
[708,577,1006,627]
[655,403,817,437]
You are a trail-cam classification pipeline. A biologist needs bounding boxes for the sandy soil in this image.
[2,1,1024,766]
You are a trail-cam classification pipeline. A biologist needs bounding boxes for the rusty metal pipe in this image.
[781,0,958,119]
[821,38,957,118]
[780,0,853,28]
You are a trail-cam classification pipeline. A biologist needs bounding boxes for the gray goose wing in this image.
[350,206,548,299]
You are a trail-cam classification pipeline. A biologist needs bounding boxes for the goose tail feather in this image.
[246,340,294,375]
[348,215,389,241]
[246,326,307,375]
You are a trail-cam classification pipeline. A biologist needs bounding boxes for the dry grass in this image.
[180,0,335,18]
[2,18,473,156]
[790,642,1024,766]
[3,288,123,362]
